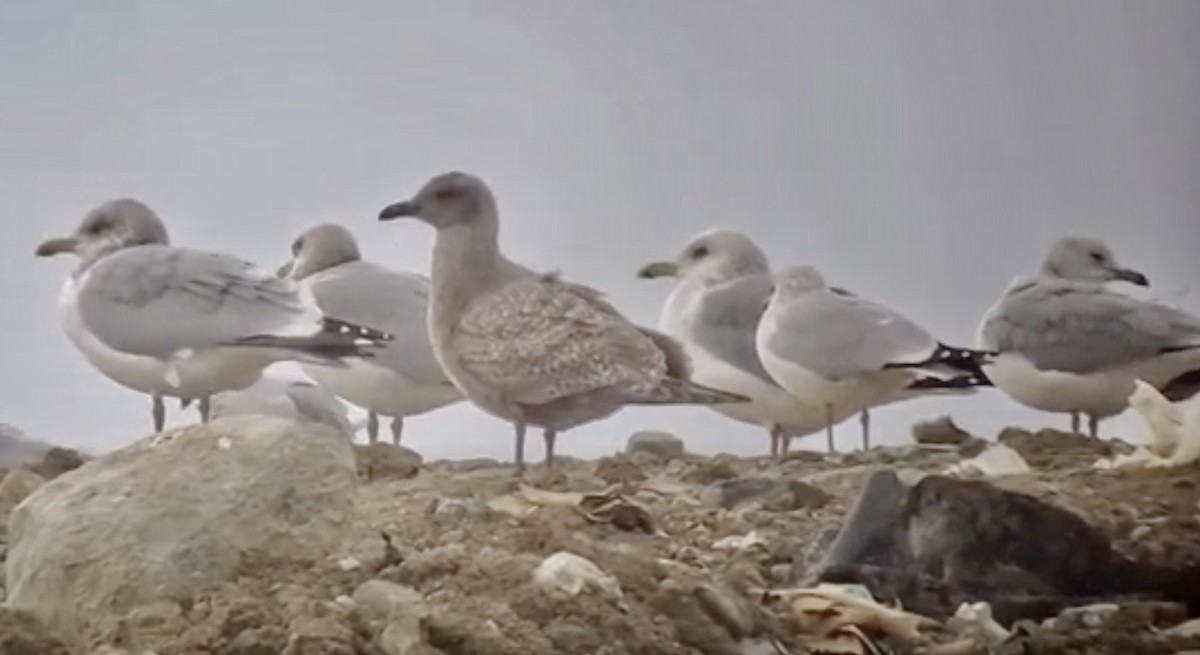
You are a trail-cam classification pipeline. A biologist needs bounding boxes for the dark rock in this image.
[27,447,87,480]
[813,474,1200,623]
[816,470,910,572]
[625,431,685,461]
[912,416,972,445]
[355,444,422,481]
[701,477,830,512]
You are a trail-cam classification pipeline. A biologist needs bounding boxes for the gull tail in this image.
[906,370,992,392]
[625,379,750,406]
[885,342,992,378]
[228,317,393,366]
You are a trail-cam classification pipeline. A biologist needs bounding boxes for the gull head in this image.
[771,265,827,300]
[638,229,770,284]
[1042,236,1148,287]
[281,223,361,280]
[37,198,169,266]
[379,171,495,230]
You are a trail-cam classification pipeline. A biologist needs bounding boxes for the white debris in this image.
[1096,382,1200,470]
[533,551,623,601]
[948,601,1011,646]
[945,443,1031,478]
[713,531,767,551]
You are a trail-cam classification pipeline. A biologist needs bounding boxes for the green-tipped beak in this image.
[35,236,78,257]
[637,261,679,279]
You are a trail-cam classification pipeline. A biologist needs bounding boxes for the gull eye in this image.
[1089,251,1105,264]
[434,188,458,201]
[291,239,303,256]
[691,245,709,260]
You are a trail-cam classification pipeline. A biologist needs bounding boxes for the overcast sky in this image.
[2,1,1198,460]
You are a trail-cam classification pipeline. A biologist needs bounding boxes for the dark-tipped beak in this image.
[276,261,294,278]
[35,236,77,258]
[637,261,679,279]
[1112,268,1150,287]
[379,200,419,221]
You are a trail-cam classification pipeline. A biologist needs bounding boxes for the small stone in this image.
[355,444,422,481]
[625,431,685,461]
[0,470,44,537]
[682,455,741,484]
[593,454,648,484]
[912,416,973,445]
[352,579,425,624]
[430,498,487,527]
[700,477,830,512]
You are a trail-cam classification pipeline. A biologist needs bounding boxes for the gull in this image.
[209,375,362,437]
[278,223,462,445]
[377,172,747,472]
[35,198,390,432]
[757,265,991,448]
[977,236,1200,437]
[637,230,859,456]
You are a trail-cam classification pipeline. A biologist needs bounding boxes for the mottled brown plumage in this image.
[379,171,746,472]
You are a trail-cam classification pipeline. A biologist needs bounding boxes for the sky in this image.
[1,1,1198,460]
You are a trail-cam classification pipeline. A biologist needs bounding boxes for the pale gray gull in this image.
[637,229,859,456]
[757,265,991,449]
[209,375,361,437]
[35,199,391,432]
[977,236,1200,437]
[378,172,748,472]
[278,223,462,445]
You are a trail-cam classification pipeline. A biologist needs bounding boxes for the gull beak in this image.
[35,236,78,257]
[1111,267,1150,287]
[276,260,295,278]
[379,200,419,221]
[637,261,679,279]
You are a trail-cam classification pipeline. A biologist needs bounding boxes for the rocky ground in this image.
[0,420,1199,655]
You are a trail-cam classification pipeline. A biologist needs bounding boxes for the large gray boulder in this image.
[5,416,357,642]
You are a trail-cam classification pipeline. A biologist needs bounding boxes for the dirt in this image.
[2,428,1199,655]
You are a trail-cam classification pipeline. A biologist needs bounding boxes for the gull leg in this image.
[860,409,871,451]
[781,430,792,458]
[543,429,557,468]
[1088,414,1100,439]
[390,416,404,447]
[199,396,211,423]
[513,421,527,475]
[367,412,380,445]
[824,405,836,453]
[1070,411,1081,435]
[768,424,782,461]
[152,394,165,432]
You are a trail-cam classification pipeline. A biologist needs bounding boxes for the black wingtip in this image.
[319,317,394,344]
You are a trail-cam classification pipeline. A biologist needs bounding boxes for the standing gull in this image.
[757,265,991,449]
[978,236,1200,438]
[35,199,390,431]
[278,223,462,445]
[637,230,857,456]
[378,172,747,472]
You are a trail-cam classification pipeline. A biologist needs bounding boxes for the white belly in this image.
[59,276,269,398]
[759,346,916,418]
[302,361,461,417]
[987,350,1200,419]
[690,348,831,435]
